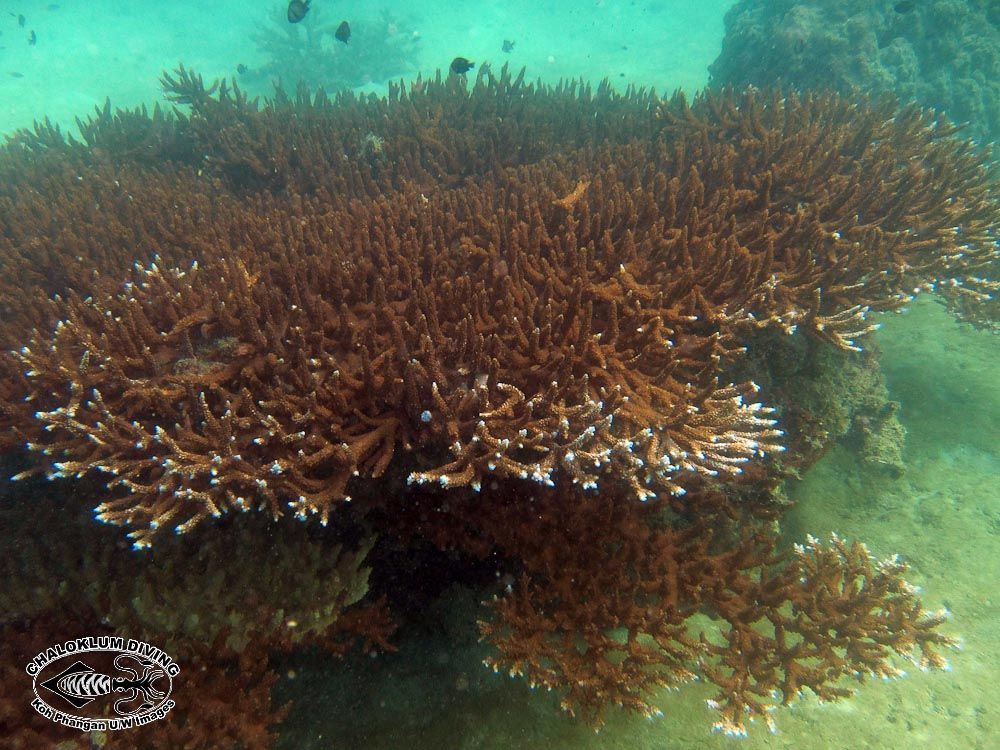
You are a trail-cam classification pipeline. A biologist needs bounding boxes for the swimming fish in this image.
[894,1,915,12]
[287,0,310,24]
[335,21,350,44]
[502,39,515,53]
[237,63,248,75]
[450,57,475,75]
[15,14,26,28]
[28,29,36,46]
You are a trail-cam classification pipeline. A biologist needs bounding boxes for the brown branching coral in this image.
[701,533,953,736]
[0,66,990,736]
[655,88,998,346]
[391,481,953,736]
[12,143,794,546]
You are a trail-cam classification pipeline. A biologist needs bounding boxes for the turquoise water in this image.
[0,2,997,749]
[0,1,729,135]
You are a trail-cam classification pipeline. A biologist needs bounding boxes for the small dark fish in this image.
[894,1,915,12]
[287,0,310,24]
[237,63,248,75]
[48,4,60,11]
[335,21,350,44]
[502,39,515,53]
[450,57,474,75]
[9,71,24,78]
[17,14,26,28]
[28,29,36,46]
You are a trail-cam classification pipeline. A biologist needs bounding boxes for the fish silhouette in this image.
[450,57,475,75]
[287,0,310,24]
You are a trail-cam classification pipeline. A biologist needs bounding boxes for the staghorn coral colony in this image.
[0,64,997,746]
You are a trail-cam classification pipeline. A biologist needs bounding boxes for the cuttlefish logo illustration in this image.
[26,637,178,732]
